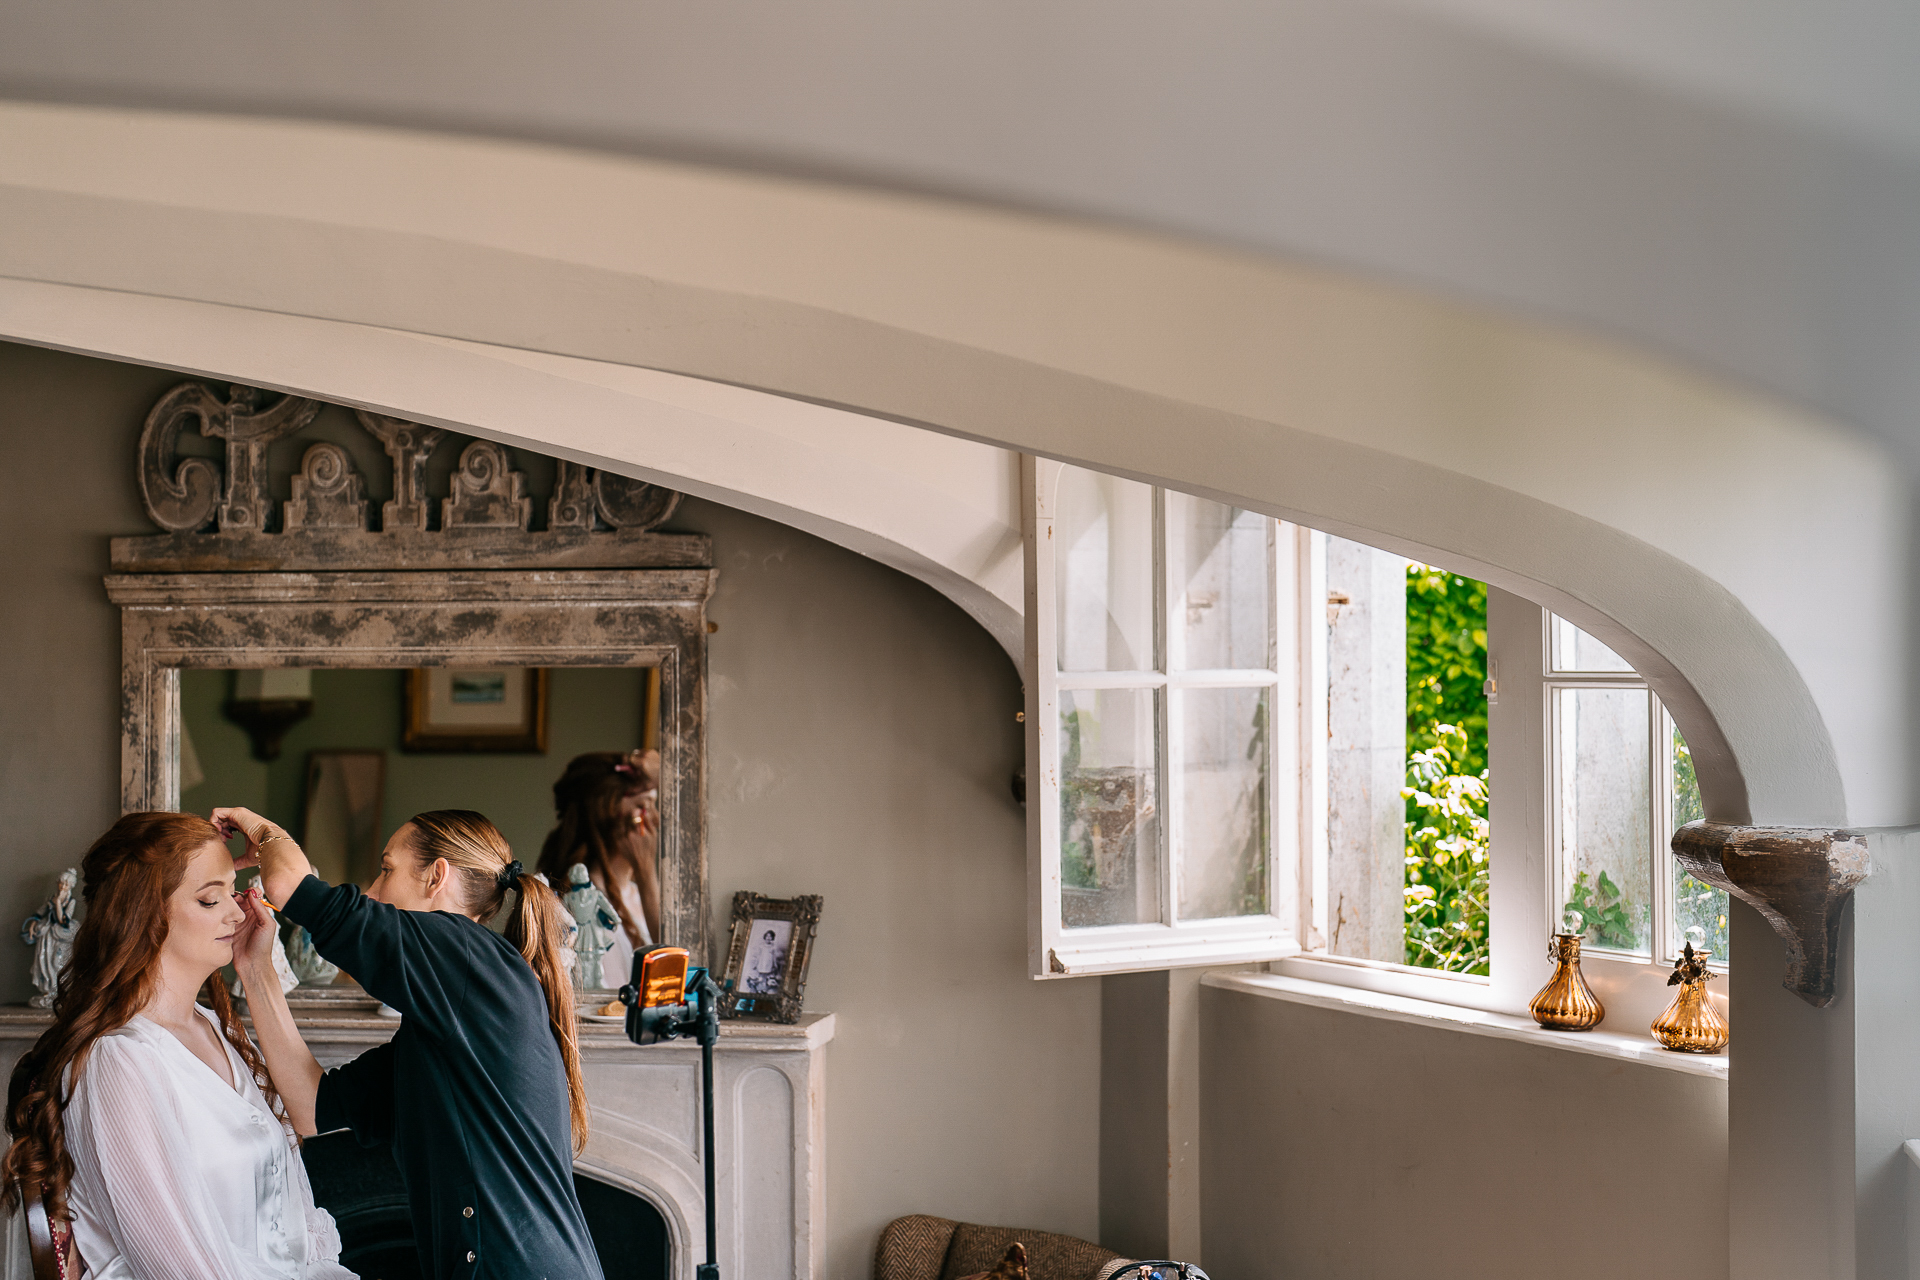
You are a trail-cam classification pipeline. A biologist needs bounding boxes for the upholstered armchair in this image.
[874,1214,1131,1280]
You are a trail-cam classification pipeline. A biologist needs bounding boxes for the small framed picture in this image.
[403,667,549,753]
[718,892,823,1024]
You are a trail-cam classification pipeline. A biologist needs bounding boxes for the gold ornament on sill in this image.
[1652,943,1729,1054]
[1530,932,1604,1030]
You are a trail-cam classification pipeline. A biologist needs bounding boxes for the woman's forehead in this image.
[188,840,236,883]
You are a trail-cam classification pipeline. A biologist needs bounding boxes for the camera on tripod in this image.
[619,946,713,1046]
[617,947,723,1280]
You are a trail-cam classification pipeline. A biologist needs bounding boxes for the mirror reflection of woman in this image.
[536,750,661,988]
[1,812,353,1279]
[212,804,603,1280]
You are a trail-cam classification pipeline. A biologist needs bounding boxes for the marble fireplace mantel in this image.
[0,988,833,1280]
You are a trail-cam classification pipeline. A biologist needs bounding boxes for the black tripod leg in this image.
[697,1034,719,1280]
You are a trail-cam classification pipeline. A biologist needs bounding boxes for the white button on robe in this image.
[60,1008,354,1280]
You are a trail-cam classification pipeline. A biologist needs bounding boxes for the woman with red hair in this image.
[1,811,352,1279]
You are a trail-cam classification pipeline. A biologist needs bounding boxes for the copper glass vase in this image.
[1529,933,1604,1030]
[1652,947,1729,1053]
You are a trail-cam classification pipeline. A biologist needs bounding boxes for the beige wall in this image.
[0,343,177,954]
[689,492,1102,1274]
[1200,983,1729,1279]
[0,341,1101,1276]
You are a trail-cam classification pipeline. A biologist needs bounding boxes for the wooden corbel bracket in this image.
[1671,820,1870,1008]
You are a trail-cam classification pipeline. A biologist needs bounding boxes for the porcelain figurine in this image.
[283,923,340,986]
[20,869,80,1010]
[562,862,619,991]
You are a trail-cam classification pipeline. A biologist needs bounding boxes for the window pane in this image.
[1060,687,1160,927]
[1056,467,1155,672]
[1167,493,1271,671]
[1175,686,1270,920]
[1550,615,1634,673]
[1554,687,1652,955]
[1669,725,1730,962]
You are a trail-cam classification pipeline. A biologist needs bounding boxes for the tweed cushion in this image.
[875,1214,961,1280]
[1091,1262,1141,1280]
[940,1223,1122,1280]
[955,1241,1030,1280]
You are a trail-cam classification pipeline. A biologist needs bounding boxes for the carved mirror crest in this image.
[111,383,715,959]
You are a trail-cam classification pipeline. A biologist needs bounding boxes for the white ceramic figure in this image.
[562,862,619,991]
[283,923,340,986]
[20,868,79,1010]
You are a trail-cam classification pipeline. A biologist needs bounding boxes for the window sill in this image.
[1203,971,1728,1080]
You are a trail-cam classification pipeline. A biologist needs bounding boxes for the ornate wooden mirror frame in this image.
[106,383,716,959]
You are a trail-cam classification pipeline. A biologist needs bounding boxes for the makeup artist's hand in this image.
[230,886,279,980]
[211,805,315,907]
[211,805,272,865]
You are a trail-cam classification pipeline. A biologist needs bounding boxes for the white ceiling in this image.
[1391,0,1920,157]
[2,0,1918,460]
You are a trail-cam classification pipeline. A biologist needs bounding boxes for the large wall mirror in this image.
[107,382,715,959]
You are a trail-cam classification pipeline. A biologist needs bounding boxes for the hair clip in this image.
[613,762,635,775]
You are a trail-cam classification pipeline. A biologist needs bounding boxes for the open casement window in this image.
[1023,458,1301,977]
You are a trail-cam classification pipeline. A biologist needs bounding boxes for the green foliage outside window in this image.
[1404,566,1490,973]
[1404,724,1489,972]
[1562,869,1645,950]
[1671,733,1731,960]
[1406,568,1488,775]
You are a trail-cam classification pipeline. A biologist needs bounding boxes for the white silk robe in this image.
[59,1009,355,1280]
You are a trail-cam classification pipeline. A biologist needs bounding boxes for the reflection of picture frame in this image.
[718,891,823,1023]
[402,667,549,753]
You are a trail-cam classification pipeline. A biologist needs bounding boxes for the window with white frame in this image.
[1026,457,1729,1010]
[1545,614,1727,965]
[1024,459,1299,976]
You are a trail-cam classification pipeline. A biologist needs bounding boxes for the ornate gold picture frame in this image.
[718,891,823,1024]
[403,667,550,753]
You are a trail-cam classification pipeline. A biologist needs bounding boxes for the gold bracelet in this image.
[257,833,297,851]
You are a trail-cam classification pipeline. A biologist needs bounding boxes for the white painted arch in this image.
[1,103,1903,830]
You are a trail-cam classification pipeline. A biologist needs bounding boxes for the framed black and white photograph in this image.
[403,667,549,753]
[718,891,823,1023]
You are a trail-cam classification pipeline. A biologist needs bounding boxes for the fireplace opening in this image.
[303,1131,671,1279]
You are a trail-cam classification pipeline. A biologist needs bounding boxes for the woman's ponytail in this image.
[405,810,590,1153]
[506,871,588,1153]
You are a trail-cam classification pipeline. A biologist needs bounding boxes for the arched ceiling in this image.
[2,0,1918,459]
[4,101,1902,827]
